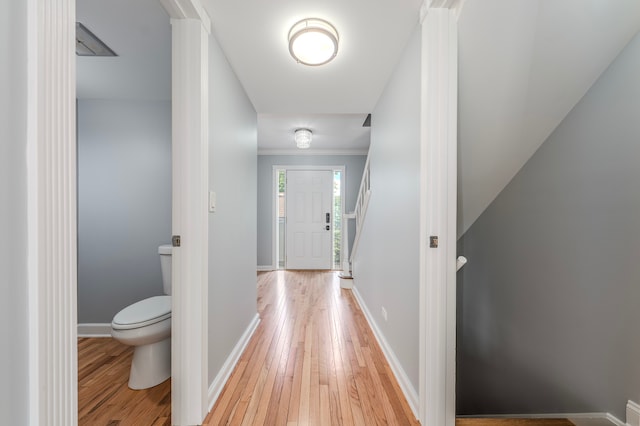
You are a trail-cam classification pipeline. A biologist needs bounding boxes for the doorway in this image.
[275,166,344,270]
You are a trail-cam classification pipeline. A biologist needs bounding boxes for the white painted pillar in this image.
[418,1,460,426]
[169,16,210,426]
[26,0,78,424]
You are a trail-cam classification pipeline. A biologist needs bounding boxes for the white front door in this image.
[285,170,333,270]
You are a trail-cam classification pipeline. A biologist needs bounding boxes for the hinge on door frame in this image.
[172,235,181,247]
[429,235,438,248]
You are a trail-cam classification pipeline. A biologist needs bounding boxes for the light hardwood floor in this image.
[203,270,420,425]
[78,270,576,425]
[78,337,171,425]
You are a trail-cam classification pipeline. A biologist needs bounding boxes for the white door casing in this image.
[159,0,212,423]
[419,1,461,426]
[285,170,333,270]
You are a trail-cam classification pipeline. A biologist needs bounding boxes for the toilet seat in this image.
[112,295,171,330]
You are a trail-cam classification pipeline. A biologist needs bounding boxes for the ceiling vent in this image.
[76,23,117,57]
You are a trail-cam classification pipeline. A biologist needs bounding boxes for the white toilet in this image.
[111,244,172,390]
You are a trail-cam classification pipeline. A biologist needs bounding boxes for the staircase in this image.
[340,154,370,281]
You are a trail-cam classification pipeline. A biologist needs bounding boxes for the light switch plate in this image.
[209,191,216,212]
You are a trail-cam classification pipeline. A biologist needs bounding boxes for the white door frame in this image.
[26,0,77,424]
[418,1,462,426]
[27,0,212,424]
[272,165,345,270]
[159,0,212,423]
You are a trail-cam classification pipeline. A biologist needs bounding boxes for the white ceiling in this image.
[258,114,370,154]
[202,0,422,114]
[457,0,640,234]
[76,0,640,234]
[202,0,421,156]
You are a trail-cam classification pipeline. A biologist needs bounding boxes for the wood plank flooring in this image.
[78,270,576,426]
[203,270,420,426]
[78,337,171,425]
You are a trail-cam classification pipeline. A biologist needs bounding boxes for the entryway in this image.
[275,167,344,270]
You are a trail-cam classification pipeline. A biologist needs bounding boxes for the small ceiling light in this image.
[288,18,339,66]
[294,129,312,149]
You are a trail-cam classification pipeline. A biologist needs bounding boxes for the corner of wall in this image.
[626,400,640,426]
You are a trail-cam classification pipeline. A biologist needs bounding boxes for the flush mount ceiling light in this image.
[294,129,312,149]
[288,18,339,66]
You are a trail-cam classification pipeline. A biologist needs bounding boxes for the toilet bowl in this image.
[111,245,172,390]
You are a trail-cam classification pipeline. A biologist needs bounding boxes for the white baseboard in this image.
[257,265,275,272]
[351,285,419,419]
[458,412,624,426]
[627,400,640,426]
[207,313,261,411]
[78,323,112,337]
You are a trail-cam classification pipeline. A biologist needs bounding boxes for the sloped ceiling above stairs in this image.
[457,0,640,235]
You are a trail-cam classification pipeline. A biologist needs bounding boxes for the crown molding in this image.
[258,148,369,156]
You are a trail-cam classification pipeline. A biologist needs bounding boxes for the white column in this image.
[419,2,459,426]
[170,17,210,425]
[27,0,77,424]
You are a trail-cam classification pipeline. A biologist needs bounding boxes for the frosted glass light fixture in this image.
[294,129,312,149]
[288,18,339,66]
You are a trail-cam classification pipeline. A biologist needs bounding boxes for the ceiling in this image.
[202,0,422,114]
[457,0,640,233]
[76,0,640,234]
[258,114,370,154]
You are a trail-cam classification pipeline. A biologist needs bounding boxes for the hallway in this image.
[204,271,419,425]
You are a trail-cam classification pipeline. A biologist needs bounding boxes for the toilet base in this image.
[128,337,171,390]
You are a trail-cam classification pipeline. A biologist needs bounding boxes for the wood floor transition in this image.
[78,270,578,426]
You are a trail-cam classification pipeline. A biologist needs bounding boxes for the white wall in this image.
[77,99,172,324]
[207,32,258,383]
[458,32,640,420]
[256,154,367,268]
[0,0,29,422]
[352,27,421,392]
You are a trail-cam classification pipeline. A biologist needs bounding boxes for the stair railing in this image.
[339,155,371,278]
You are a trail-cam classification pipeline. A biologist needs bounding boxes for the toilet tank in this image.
[158,244,172,295]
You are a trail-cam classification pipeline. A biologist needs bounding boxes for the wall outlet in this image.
[381,307,388,322]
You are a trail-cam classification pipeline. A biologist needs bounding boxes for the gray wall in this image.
[208,32,258,384]
[257,154,367,268]
[0,0,29,421]
[457,32,640,419]
[77,99,172,323]
[351,27,421,392]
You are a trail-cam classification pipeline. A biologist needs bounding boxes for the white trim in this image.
[257,265,275,272]
[419,6,458,426]
[164,5,211,423]
[27,0,78,424]
[458,413,624,426]
[258,149,369,156]
[272,166,281,269]
[207,314,261,410]
[351,286,419,418]
[420,0,466,22]
[627,400,640,426]
[159,0,211,33]
[78,323,112,337]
